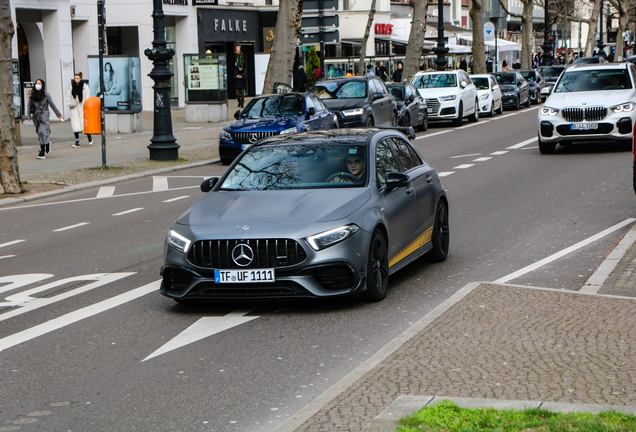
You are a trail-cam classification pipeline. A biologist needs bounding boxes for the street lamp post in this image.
[434,0,448,71]
[542,0,553,65]
[597,1,605,57]
[145,0,179,160]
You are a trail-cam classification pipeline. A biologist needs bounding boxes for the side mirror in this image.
[200,177,219,193]
[234,110,241,120]
[385,172,410,190]
[373,92,383,100]
[307,107,316,116]
[460,81,467,88]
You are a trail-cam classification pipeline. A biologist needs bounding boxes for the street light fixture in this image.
[434,0,448,71]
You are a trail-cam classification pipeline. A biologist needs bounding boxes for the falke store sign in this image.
[375,23,393,35]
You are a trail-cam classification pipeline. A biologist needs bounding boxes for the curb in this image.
[0,158,220,208]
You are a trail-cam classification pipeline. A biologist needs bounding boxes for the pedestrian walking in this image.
[391,62,403,83]
[233,64,247,108]
[26,79,64,160]
[293,65,307,92]
[336,63,344,77]
[67,72,93,148]
[459,56,468,71]
[376,61,388,81]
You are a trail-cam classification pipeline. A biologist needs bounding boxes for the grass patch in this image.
[102,166,122,170]
[177,157,189,162]
[398,400,636,432]
[22,181,29,184]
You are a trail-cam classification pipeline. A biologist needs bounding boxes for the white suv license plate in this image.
[571,122,598,131]
[214,269,275,283]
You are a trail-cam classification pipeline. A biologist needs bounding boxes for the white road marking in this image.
[143,310,259,362]
[153,176,169,191]
[415,130,450,140]
[473,157,492,162]
[53,222,90,232]
[507,137,537,149]
[113,208,144,216]
[0,255,16,260]
[453,164,474,169]
[0,274,54,295]
[494,218,636,284]
[163,196,190,203]
[438,172,455,177]
[96,187,115,198]
[491,151,508,155]
[0,279,159,354]
[0,240,25,248]
[449,153,481,159]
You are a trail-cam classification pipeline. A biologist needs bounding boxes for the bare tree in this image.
[497,0,534,68]
[584,0,602,56]
[358,0,377,76]
[470,0,486,74]
[0,0,22,194]
[403,0,428,81]
[262,0,303,94]
[607,0,636,60]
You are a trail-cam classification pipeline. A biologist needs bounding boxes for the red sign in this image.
[374,23,393,35]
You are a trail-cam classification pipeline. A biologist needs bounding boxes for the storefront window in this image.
[184,54,227,103]
[165,25,178,102]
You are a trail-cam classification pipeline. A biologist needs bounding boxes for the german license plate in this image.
[214,269,275,283]
[427,108,434,113]
[571,122,598,130]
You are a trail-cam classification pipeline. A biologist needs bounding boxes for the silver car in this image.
[160,129,449,303]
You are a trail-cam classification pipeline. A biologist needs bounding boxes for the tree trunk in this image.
[0,0,22,195]
[521,0,533,69]
[584,0,602,57]
[358,0,377,76]
[403,0,428,81]
[470,0,486,74]
[262,0,303,94]
[608,0,630,61]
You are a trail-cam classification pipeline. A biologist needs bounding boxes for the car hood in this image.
[226,116,299,133]
[321,98,366,111]
[499,85,518,93]
[415,87,460,98]
[178,188,372,227]
[545,90,636,108]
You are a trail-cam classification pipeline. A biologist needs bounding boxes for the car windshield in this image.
[495,74,516,85]
[520,71,535,81]
[471,77,489,90]
[411,73,457,89]
[540,67,565,78]
[389,86,405,101]
[220,143,368,190]
[242,95,304,118]
[555,70,632,92]
[312,81,367,99]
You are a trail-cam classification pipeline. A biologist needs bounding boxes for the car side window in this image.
[311,95,323,112]
[377,80,390,95]
[490,76,497,88]
[375,140,401,188]
[305,96,315,112]
[390,138,421,172]
[368,79,379,95]
[406,85,416,100]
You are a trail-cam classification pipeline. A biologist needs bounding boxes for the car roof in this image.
[413,70,460,76]
[564,63,629,71]
[253,128,410,148]
[317,76,378,82]
[469,74,493,78]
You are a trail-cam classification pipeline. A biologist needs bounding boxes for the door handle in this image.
[426,175,433,183]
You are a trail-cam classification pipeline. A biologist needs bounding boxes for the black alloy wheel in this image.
[364,229,389,301]
[427,200,449,262]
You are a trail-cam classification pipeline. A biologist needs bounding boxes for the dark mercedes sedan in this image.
[493,72,530,110]
[218,92,338,165]
[161,128,449,303]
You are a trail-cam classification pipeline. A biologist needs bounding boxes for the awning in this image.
[457,33,522,52]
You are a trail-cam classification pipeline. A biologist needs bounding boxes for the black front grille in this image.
[561,107,607,122]
[163,268,193,293]
[188,239,307,269]
[556,123,614,136]
[198,281,306,298]
[335,112,345,128]
[313,265,356,290]
[232,132,277,144]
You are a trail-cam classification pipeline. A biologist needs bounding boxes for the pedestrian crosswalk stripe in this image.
[96,187,115,198]
[153,176,168,191]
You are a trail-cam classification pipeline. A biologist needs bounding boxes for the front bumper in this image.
[501,94,519,107]
[538,112,635,144]
[426,98,460,120]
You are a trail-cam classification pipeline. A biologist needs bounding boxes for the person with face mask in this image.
[27,79,64,159]
[67,72,92,148]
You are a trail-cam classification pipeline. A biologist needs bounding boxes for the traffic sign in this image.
[299,29,340,45]
[484,22,495,42]
[301,14,339,29]
[303,0,339,10]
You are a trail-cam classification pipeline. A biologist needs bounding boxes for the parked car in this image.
[469,74,503,117]
[160,128,449,303]
[493,72,531,110]
[570,56,608,65]
[387,82,428,130]
[411,70,479,126]
[537,62,636,154]
[311,76,398,128]
[218,92,338,165]
[519,69,547,104]
[539,66,566,98]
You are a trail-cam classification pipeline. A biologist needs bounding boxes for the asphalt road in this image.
[1,106,635,431]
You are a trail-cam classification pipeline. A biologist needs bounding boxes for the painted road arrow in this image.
[142,310,259,362]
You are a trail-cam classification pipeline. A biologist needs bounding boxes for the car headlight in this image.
[540,106,560,116]
[280,126,298,134]
[439,95,456,101]
[167,229,191,254]
[479,93,489,101]
[342,108,364,116]
[219,130,232,141]
[610,102,636,113]
[306,224,360,251]
[503,92,516,96]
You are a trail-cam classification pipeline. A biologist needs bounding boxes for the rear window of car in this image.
[312,81,367,99]
[555,69,632,92]
[411,73,458,89]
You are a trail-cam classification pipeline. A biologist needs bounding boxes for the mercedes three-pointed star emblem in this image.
[232,244,254,267]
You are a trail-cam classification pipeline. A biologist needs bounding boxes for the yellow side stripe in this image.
[389,227,433,268]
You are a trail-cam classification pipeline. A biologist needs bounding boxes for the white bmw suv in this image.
[411,70,478,126]
[537,63,636,154]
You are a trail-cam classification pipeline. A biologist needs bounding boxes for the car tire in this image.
[452,103,463,126]
[514,97,520,110]
[468,99,479,122]
[496,102,503,115]
[363,229,389,302]
[404,113,410,128]
[418,119,428,131]
[489,102,494,117]
[366,116,375,127]
[618,138,633,151]
[525,94,532,107]
[391,111,398,127]
[426,200,450,263]
[538,134,556,154]
[331,123,338,129]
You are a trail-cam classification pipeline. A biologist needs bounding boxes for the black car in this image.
[519,69,547,104]
[538,66,566,97]
[571,56,608,65]
[311,77,398,128]
[387,83,428,130]
[493,72,530,110]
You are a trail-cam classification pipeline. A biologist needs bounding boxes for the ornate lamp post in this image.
[434,0,448,71]
[542,0,553,66]
[597,1,605,57]
[145,0,179,160]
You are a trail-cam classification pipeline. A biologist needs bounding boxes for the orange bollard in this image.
[84,96,102,134]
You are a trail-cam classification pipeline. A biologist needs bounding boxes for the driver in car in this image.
[329,154,366,183]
